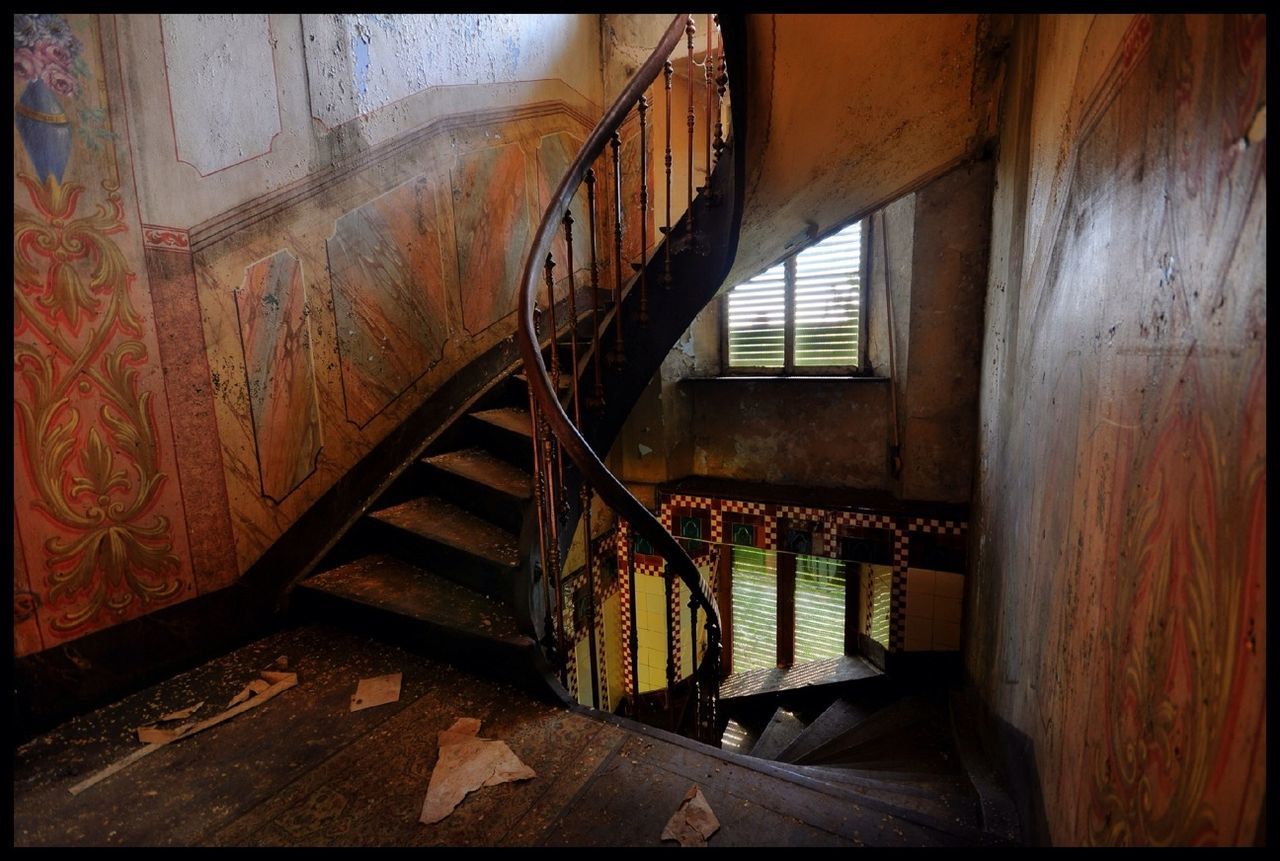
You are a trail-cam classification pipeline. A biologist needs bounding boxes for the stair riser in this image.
[413,462,528,533]
[293,586,544,693]
[466,417,535,472]
[367,519,516,600]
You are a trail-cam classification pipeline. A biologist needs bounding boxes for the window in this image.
[724,547,852,675]
[724,220,865,373]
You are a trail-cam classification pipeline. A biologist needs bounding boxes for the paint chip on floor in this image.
[419,717,536,824]
[661,785,720,846]
[350,673,402,712]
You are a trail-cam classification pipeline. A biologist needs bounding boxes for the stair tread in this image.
[777,762,981,829]
[720,654,882,700]
[300,554,529,643]
[792,762,973,792]
[776,696,880,763]
[423,448,533,500]
[369,496,518,568]
[795,695,932,764]
[750,707,808,761]
[470,407,533,438]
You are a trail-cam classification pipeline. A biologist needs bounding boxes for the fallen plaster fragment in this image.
[228,678,271,707]
[419,718,536,824]
[137,721,195,744]
[159,701,205,722]
[661,785,721,847]
[71,671,299,796]
[350,673,402,712]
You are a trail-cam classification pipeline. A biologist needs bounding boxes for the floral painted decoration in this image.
[14,13,86,98]
[13,13,113,156]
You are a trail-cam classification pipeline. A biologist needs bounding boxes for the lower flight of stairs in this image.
[295,374,537,679]
[292,292,609,696]
[717,675,1022,845]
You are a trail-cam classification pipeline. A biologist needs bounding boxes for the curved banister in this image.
[517,13,727,734]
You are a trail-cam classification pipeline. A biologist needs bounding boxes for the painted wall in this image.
[727,13,1005,288]
[967,14,1266,845]
[13,13,624,656]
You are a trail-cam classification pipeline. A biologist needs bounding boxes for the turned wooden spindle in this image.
[662,60,674,289]
[544,254,560,397]
[528,394,554,657]
[583,168,605,408]
[685,15,696,236]
[608,131,625,368]
[540,410,566,670]
[714,23,727,169]
[544,254,568,498]
[689,595,700,732]
[634,95,650,325]
[562,210,582,427]
[704,13,713,190]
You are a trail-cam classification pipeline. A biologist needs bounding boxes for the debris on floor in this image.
[228,679,270,707]
[419,717,536,824]
[661,785,721,847]
[69,668,299,796]
[159,701,204,722]
[350,673,402,712]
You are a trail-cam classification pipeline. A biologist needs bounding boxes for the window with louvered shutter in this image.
[724,220,863,373]
[729,547,778,672]
[726,260,786,369]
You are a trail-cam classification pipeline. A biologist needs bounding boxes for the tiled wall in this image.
[596,492,969,698]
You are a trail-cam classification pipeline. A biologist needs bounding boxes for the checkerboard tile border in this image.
[669,574,682,684]
[651,493,968,655]
[907,517,967,536]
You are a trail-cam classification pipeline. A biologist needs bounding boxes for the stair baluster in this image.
[714,24,727,171]
[686,16,697,237]
[584,168,605,408]
[608,132,625,368]
[634,95,650,326]
[704,14,713,189]
[662,60,673,289]
[562,211,583,425]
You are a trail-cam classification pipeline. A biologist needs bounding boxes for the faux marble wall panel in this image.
[235,250,322,500]
[190,106,602,575]
[328,175,449,427]
[535,131,589,285]
[452,142,533,335]
[969,14,1266,845]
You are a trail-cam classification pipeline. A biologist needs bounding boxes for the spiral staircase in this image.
[293,13,1021,846]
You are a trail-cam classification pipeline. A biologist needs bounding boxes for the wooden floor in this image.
[13,623,984,847]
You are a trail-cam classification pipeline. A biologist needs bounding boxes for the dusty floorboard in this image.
[14,623,974,847]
